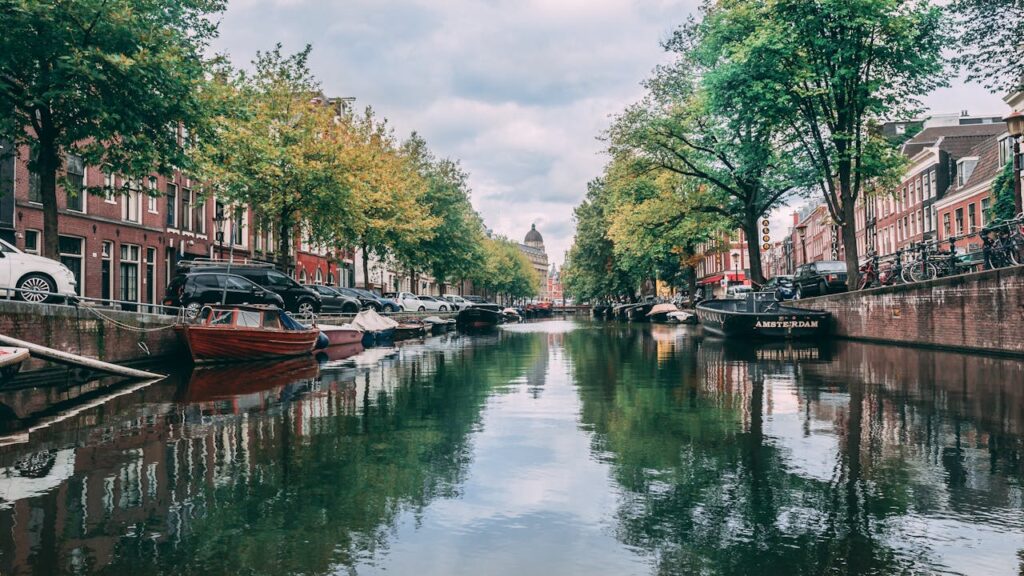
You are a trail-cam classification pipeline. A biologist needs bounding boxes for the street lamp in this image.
[1002,110,1024,216]
[212,207,235,304]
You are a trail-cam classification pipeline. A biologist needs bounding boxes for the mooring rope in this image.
[84,307,178,333]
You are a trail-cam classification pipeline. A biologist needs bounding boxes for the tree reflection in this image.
[562,328,1015,574]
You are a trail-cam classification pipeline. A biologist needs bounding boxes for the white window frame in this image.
[65,154,87,214]
[104,171,117,204]
[122,179,142,223]
[59,235,85,296]
[147,177,159,213]
[24,229,41,254]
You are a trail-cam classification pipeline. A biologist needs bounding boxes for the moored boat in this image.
[695,293,830,340]
[646,303,679,322]
[0,347,29,380]
[394,322,428,341]
[457,304,502,330]
[350,309,399,347]
[178,305,320,363]
[423,316,456,334]
[318,324,364,347]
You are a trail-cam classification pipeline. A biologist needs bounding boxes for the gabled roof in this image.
[958,136,1003,191]
[902,123,1007,158]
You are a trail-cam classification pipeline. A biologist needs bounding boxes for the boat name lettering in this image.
[754,320,819,329]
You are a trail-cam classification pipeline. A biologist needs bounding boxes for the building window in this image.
[24,230,40,254]
[194,193,206,234]
[181,188,192,231]
[923,171,931,200]
[968,203,977,232]
[982,197,992,225]
[120,244,140,311]
[1000,136,1013,166]
[148,177,159,213]
[59,236,84,296]
[122,180,141,223]
[327,271,335,286]
[231,208,244,246]
[66,154,85,212]
[104,170,117,203]
[166,183,177,228]
[315,268,323,284]
[145,247,156,311]
[955,208,964,235]
[299,269,307,284]
[27,147,43,204]
[101,241,113,303]
[943,213,951,238]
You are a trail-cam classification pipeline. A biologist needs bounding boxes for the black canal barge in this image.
[695,292,831,340]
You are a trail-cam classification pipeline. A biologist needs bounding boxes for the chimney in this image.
[792,212,799,226]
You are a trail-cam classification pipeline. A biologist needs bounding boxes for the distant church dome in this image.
[524,224,544,247]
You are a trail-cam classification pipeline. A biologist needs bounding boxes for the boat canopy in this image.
[647,303,679,316]
[351,309,400,331]
[199,305,307,331]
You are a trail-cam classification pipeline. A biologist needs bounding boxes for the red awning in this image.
[699,274,723,285]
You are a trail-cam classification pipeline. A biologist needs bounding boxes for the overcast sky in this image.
[212,0,1009,265]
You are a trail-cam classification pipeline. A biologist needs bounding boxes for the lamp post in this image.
[213,208,236,305]
[1002,111,1024,217]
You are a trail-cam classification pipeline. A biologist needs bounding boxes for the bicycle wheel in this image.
[1010,239,1023,266]
[909,261,938,282]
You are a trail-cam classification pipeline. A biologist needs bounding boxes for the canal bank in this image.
[0,300,458,374]
[790,264,1024,356]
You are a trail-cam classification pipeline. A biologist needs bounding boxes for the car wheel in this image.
[439,305,447,311]
[418,306,425,312]
[795,285,802,300]
[184,301,202,319]
[17,274,56,304]
[297,300,317,317]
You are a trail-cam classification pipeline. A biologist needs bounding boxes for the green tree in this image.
[0,0,224,259]
[473,237,538,303]
[990,161,1017,222]
[395,134,485,295]
[608,19,809,284]
[728,0,946,288]
[949,0,1024,93]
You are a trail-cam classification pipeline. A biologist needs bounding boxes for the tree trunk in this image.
[684,264,697,305]
[743,218,765,286]
[37,134,60,261]
[277,211,292,275]
[841,193,860,290]
[361,244,371,291]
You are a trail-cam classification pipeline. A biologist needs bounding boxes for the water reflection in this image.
[0,322,1022,575]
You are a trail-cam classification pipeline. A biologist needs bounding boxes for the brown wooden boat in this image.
[178,305,320,363]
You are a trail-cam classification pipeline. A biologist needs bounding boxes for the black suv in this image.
[309,284,362,314]
[164,272,285,318]
[173,264,321,315]
[793,261,849,299]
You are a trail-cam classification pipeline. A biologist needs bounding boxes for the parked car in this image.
[442,294,472,310]
[163,272,285,318]
[418,295,451,311]
[331,287,381,311]
[726,285,754,298]
[310,284,362,314]
[462,295,487,305]
[173,263,321,315]
[0,238,77,304]
[354,288,402,312]
[793,261,849,299]
[763,275,796,300]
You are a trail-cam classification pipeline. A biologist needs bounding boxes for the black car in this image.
[174,264,321,315]
[333,287,383,311]
[310,284,362,314]
[763,275,796,300]
[164,272,285,318]
[793,261,849,299]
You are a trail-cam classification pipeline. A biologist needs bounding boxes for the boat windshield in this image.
[237,310,262,328]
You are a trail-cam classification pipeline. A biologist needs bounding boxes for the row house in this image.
[791,204,841,266]
[694,229,750,297]
[933,134,1009,251]
[1,134,340,310]
[871,124,1005,257]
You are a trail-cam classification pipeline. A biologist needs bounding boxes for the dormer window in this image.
[957,157,979,187]
[999,136,1013,166]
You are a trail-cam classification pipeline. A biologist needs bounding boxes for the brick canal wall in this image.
[0,300,183,372]
[790,265,1024,356]
[0,301,460,373]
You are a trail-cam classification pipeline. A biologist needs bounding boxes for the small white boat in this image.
[666,310,697,324]
[0,347,29,380]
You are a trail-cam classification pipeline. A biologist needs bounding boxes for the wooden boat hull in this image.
[181,325,319,363]
[394,324,427,341]
[0,347,29,380]
[696,301,830,340]
[457,307,502,330]
[319,325,364,347]
[184,356,321,402]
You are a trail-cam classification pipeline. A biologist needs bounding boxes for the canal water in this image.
[0,320,1023,575]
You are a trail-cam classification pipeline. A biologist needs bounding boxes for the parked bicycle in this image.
[878,249,905,286]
